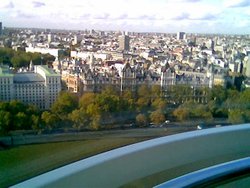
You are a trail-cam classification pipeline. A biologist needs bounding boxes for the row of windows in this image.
[15,85,45,89]
[0,95,11,99]
[0,85,11,89]
[48,77,60,84]
[0,78,12,84]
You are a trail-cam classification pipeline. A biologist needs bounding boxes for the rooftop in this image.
[0,65,14,77]
[14,73,44,83]
[37,65,60,76]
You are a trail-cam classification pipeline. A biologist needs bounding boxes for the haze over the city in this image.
[1,0,250,34]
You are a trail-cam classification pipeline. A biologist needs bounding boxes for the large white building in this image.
[0,64,61,109]
[25,46,61,58]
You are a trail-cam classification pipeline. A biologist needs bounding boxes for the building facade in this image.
[0,65,61,109]
[118,35,130,51]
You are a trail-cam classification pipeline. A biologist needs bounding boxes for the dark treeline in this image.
[0,85,250,135]
[0,47,55,68]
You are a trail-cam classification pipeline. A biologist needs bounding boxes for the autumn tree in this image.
[136,113,148,127]
[173,107,190,121]
[41,111,58,130]
[79,92,96,109]
[69,108,90,130]
[150,110,165,124]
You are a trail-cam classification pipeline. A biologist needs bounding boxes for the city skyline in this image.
[0,0,250,34]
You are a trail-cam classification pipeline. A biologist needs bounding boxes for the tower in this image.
[47,34,53,43]
[118,35,130,51]
[246,54,250,77]
[0,22,2,35]
[177,32,185,40]
[89,53,95,71]
[208,64,214,88]
[29,60,34,71]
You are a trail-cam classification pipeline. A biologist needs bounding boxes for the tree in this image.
[11,52,30,68]
[79,92,96,109]
[173,108,189,121]
[136,113,148,127]
[137,84,151,98]
[152,98,167,111]
[31,115,40,130]
[121,89,135,111]
[0,111,11,135]
[228,109,246,124]
[136,97,150,112]
[150,110,165,124]
[90,115,101,130]
[51,92,78,119]
[69,108,89,130]
[14,112,28,129]
[41,111,58,130]
[151,85,161,98]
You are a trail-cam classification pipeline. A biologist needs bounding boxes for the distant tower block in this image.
[47,34,53,43]
[0,22,2,35]
[177,32,185,40]
[246,54,250,77]
[118,35,130,51]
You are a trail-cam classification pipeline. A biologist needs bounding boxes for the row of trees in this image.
[0,47,55,68]
[173,87,250,123]
[41,85,167,131]
[0,85,249,135]
[0,101,40,135]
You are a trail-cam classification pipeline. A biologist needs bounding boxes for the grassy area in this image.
[0,137,146,188]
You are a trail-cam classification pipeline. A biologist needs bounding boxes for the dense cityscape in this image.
[1,0,250,185]
[0,21,250,135]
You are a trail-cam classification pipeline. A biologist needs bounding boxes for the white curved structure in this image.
[13,124,250,188]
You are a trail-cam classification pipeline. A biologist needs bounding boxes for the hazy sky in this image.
[1,0,250,34]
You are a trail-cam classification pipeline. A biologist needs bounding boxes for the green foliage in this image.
[41,111,58,130]
[165,85,194,105]
[150,110,165,124]
[0,47,14,64]
[136,114,148,127]
[152,98,167,111]
[79,92,95,109]
[227,89,250,124]
[0,100,40,135]
[0,47,55,68]
[51,92,78,118]
[228,109,246,124]
[173,101,213,122]
[1,82,249,134]
[0,111,11,134]
[69,108,90,130]
[173,107,190,121]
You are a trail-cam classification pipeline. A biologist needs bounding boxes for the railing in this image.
[155,157,250,187]
[12,124,250,188]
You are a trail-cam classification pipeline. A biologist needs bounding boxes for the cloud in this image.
[5,1,14,8]
[11,10,37,19]
[224,0,250,7]
[0,0,14,9]
[171,12,189,20]
[178,0,201,2]
[189,13,216,20]
[92,13,109,20]
[32,1,46,8]
[165,12,217,21]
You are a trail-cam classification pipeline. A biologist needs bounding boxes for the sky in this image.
[0,0,250,34]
